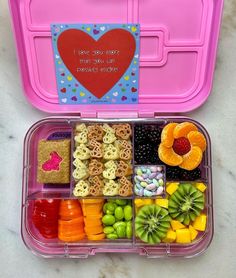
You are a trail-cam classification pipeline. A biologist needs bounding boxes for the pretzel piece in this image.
[119,148,132,160]
[75,123,87,132]
[115,124,132,140]
[87,125,103,141]
[103,180,120,196]
[118,176,133,196]
[73,180,90,197]
[72,168,89,181]
[103,144,119,160]
[103,168,116,180]
[73,144,90,160]
[89,176,104,196]
[116,160,133,177]
[74,130,88,144]
[89,159,104,176]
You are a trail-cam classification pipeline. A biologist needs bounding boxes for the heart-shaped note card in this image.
[51,24,140,104]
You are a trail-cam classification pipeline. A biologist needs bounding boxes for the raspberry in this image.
[173,137,191,155]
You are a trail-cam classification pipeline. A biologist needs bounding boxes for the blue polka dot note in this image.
[51,23,140,104]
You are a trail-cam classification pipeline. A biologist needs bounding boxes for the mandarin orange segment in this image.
[173,122,198,139]
[179,146,203,170]
[161,123,178,147]
[187,131,207,152]
[158,143,183,166]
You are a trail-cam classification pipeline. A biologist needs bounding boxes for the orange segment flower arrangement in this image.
[158,122,207,170]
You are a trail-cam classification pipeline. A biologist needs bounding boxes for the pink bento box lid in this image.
[9,0,223,117]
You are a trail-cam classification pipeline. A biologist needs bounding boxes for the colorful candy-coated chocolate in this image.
[134,165,166,197]
[142,174,149,179]
[141,167,147,173]
[152,179,159,186]
[156,186,164,195]
[149,173,157,179]
[146,169,151,175]
[140,181,148,187]
[136,169,142,175]
[136,176,144,182]
[135,182,142,190]
[135,186,144,196]
[156,173,163,179]
[139,188,144,196]
[159,179,164,186]
[150,166,158,172]
[144,189,153,197]
[145,183,157,191]
[134,176,139,183]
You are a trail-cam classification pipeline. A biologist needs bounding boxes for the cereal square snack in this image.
[37,139,71,184]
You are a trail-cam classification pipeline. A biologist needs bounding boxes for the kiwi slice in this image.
[135,205,171,244]
[168,183,205,225]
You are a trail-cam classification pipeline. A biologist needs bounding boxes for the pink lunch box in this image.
[9,0,223,258]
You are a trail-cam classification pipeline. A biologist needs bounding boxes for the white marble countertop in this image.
[0,0,236,277]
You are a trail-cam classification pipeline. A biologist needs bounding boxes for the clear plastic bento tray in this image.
[22,117,213,258]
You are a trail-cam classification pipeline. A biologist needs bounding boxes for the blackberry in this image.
[134,125,148,144]
[166,166,181,180]
[180,168,202,181]
[148,146,162,164]
[147,127,161,145]
[135,144,153,164]
[166,166,202,181]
